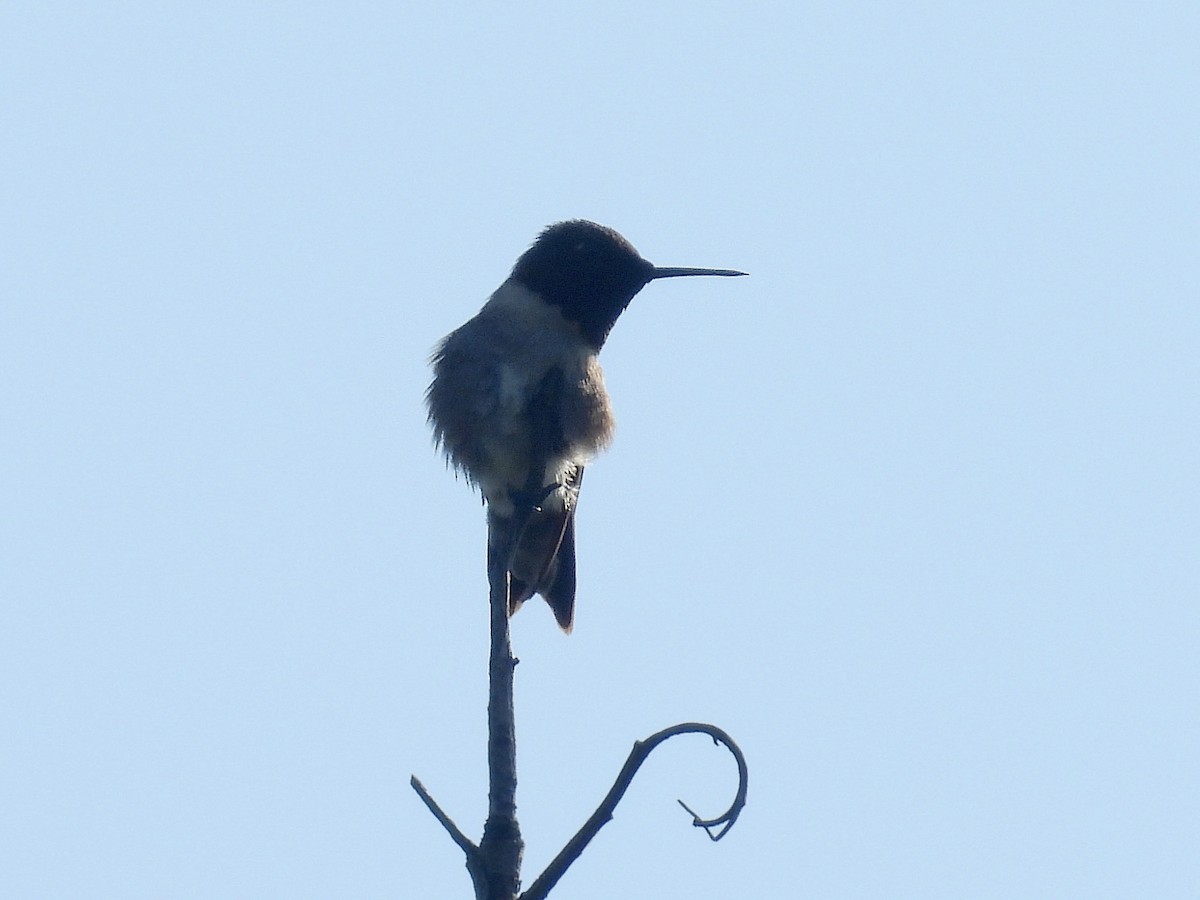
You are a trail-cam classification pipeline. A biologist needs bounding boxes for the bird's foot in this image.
[511,482,562,515]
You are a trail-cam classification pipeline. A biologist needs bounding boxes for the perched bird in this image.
[426,220,745,632]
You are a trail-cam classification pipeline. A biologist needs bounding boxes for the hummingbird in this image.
[426,220,745,632]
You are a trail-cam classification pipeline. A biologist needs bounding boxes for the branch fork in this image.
[413,503,747,898]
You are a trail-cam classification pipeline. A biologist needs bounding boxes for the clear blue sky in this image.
[3,3,1197,897]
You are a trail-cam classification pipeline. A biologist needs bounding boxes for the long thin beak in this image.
[651,266,748,279]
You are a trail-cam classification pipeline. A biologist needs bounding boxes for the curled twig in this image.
[672,726,749,841]
[520,722,749,900]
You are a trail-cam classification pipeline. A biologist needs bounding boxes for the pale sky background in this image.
[3,3,1198,898]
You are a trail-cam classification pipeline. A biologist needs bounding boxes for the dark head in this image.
[511,220,746,348]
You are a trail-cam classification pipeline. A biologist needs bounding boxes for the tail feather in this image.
[541,515,576,632]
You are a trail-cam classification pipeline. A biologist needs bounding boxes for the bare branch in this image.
[477,534,524,898]
[410,776,478,857]
[414,462,749,896]
[411,518,527,900]
[520,722,749,899]
[409,776,488,897]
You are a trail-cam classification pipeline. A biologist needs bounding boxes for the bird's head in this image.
[511,220,745,348]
